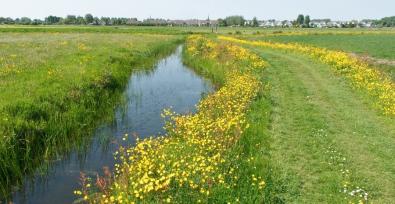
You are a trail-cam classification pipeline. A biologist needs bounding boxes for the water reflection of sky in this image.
[11,46,213,204]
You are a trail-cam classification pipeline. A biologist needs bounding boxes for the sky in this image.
[0,0,394,20]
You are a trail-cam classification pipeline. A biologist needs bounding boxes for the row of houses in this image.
[251,19,374,28]
[310,20,374,28]
[168,19,218,26]
[144,19,374,28]
[135,18,218,26]
[75,17,377,28]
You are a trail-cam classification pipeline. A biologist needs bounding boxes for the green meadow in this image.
[0,30,182,196]
[0,26,394,203]
[243,32,395,80]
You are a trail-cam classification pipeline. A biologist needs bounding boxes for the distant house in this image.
[259,20,275,27]
[281,20,293,27]
[310,20,329,28]
[166,19,217,27]
[244,20,252,26]
[326,21,341,28]
[358,20,373,28]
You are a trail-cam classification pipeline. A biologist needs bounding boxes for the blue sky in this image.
[1,0,394,20]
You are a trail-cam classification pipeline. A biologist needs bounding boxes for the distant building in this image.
[166,19,217,27]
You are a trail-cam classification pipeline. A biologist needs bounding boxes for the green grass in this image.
[133,32,394,203]
[187,26,395,35]
[0,32,182,197]
[246,47,395,203]
[243,33,395,81]
[0,25,188,35]
[181,39,271,203]
[243,32,395,81]
[1,28,394,203]
[173,34,395,203]
[2,25,395,35]
[247,34,395,60]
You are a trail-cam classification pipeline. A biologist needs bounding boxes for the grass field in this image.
[243,33,395,80]
[251,47,394,203]
[0,25,188,35]
[0,31,181,196]
[0,26,394,203]
[183,34,395,203]
[2,25,395,35]
[246,34,395,60]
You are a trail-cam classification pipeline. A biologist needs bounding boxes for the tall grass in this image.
[183,36,287,203]
[74,35,270,203]
[0,32,182,198]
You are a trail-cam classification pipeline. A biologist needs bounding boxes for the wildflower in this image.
[219,36,395,116]
[78,35,266,203]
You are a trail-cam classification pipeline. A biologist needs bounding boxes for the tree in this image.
[45,16,61,24]
[5,17,14,24]
[101,17,111,25]
[304,15,311,27]
[32,19,43,25]
[85,14,94,24]
[76,16,85,24]
[93,17,100,25]
[296,14,304,26]
[64,15,77,24]
[111,17,123,25]
[20,17,32,25]
[225,15,245,26]
[252,17,259,27]
[217,18,227,26]
[374,16,395,27]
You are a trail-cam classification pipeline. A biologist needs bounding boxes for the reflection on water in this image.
[11,46,212,204]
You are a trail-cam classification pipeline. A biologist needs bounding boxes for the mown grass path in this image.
[250,48,395,203]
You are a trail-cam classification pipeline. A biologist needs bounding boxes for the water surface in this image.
[11,46,212,204]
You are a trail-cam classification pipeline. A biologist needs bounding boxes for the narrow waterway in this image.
[11,46,213,204]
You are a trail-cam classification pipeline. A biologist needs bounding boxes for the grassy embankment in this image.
[0,32,182,197]
[75,35,272,203]
[245,33,395,80]
[219,36,395,203]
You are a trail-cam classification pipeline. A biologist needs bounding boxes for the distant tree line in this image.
[0,14,147,26]
[373,16,395,27]
[217,16,246,26]
[0,17,44,25]
[1,14,395,28]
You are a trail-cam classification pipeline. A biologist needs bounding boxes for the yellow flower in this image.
[219,36,395,116]
[82,35,266,203]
